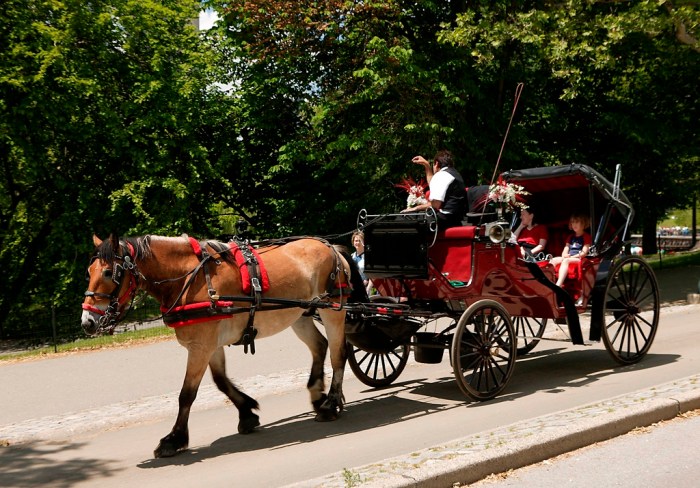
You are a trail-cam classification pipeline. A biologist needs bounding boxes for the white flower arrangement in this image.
[397,178,428,208]
[488,177,530,209]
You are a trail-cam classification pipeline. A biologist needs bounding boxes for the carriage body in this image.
[348,164,659,399]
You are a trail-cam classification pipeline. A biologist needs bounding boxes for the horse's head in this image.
[81,234,140,336]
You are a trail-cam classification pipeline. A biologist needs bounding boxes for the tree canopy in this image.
[0,0,698,336]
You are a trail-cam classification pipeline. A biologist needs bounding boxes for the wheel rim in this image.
[512,316,547,356]
[452,300,516,400]
[347,343,409,387]
[602,257,659,364]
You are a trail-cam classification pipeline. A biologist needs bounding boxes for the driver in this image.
[401,149,467,229]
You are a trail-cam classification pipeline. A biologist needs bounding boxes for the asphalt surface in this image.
[288,264,700,487]
[1,263,700,488]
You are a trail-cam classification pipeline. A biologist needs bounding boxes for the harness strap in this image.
[187,237,219,302]
[230,237,263,354]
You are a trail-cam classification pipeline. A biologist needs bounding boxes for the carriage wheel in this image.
[512,316,547,356]
[346,342,410,387]
[601,256,660,365]
[451,300,516,401]
[346,296,410,387]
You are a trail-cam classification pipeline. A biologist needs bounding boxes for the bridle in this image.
[82,241,140,335]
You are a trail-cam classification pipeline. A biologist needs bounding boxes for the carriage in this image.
[81,162,659,457]
[344,163,660,401]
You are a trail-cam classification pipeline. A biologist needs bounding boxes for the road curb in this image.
[287,374,700,488]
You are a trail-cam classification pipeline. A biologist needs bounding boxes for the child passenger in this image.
[550,213,592,287]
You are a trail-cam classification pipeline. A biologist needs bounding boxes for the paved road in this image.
[0,264,699,487]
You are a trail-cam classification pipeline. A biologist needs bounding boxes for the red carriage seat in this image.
[429,226,476,284]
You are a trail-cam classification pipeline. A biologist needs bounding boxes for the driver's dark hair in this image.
[434,149,454,169]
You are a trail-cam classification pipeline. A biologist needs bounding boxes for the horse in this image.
[81,233,367,458]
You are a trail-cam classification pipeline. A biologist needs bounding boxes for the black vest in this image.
[441,167,467,218]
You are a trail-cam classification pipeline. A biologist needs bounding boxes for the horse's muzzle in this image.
[81,309,99,335]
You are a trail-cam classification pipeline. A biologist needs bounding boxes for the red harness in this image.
[162,238,271,328]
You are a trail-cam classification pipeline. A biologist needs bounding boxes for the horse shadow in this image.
[138,348,679,468]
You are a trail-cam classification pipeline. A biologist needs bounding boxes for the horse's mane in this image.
[96,235,239,265]
[203,239,237,264]
[94,235,154,264]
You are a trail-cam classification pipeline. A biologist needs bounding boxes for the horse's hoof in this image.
[154,432,188,458]
[154,442,187,458]
[238,414,260,434]
[314,407,339,422]
[312,394,329,415]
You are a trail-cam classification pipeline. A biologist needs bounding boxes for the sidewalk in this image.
[288,263,700,487]
[289,374,700,487]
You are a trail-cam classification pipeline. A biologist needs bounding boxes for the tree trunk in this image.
[641,218,658,256]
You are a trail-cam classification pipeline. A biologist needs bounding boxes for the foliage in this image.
[1,0,698,337]
[440,0,700,252]
[0,0,232,335]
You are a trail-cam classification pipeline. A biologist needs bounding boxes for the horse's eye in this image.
[102,269,113,280]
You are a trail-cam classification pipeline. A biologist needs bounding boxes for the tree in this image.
[441,0,700,253]
[0,0,229,335]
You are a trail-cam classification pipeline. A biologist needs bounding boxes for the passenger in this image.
[513,205,548,258]
[401,149,468,229]
[550,213,592,287]
[351,230,373,295]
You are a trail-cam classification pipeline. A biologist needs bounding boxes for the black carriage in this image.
[344,163,660,400]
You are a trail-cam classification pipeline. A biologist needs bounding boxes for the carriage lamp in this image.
[486,222,511,244]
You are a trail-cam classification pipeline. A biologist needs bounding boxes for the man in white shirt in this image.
[402,150,467,229]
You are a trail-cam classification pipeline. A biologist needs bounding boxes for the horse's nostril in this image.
[81,313,98,334]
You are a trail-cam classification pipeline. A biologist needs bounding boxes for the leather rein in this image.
[83,237,349,349]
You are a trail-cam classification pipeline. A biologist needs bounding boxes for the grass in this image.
[643,248,700,270]
[0,326,174,362]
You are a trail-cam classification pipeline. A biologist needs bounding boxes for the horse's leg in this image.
[316,309,347,422]
[290,316,331,419]
[154,346,212,458]
[208,346,260,434]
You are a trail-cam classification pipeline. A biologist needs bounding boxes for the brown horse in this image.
[81,234,366,458]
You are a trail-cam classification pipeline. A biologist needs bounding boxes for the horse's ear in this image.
[93,234,103,247]
[109,233,120,251]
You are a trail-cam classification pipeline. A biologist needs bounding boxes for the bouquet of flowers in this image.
[488,176,530,209]
[396,177,428,208]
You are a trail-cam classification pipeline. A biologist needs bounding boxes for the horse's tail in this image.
[335,246,369,304]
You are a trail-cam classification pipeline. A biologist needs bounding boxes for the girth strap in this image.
[230,237,263,354]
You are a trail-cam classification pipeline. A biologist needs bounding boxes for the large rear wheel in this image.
[451,300,516,401]
[601,256,660,364]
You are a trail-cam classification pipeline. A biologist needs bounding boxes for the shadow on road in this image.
[0,440,121,487]
[137,346,679,469]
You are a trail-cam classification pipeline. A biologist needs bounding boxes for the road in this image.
[1,266,699,487]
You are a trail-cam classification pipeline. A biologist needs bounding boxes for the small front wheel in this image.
[346,295,410,387]
[346,342,410,387]
[451,300,516,401]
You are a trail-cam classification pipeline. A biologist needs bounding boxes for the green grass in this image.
[643,248,700,270]
[658,206,700,229]
[0,326,174,362]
